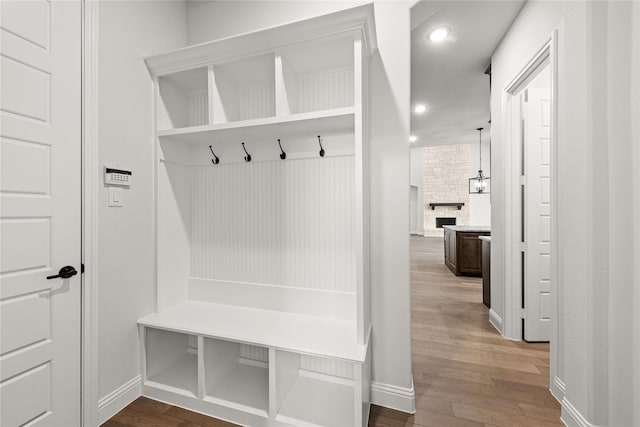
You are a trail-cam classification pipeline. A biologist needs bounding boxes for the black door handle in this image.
[47,265,78,280]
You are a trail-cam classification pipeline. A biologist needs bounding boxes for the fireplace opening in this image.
[436,217,456,228]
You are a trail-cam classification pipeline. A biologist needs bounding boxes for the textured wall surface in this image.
[423,144,470,236]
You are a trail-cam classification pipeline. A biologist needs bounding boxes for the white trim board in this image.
[488,309,504,336]
[144,4,377,75]
[370,380,416,414]
[501,31,558,342]
[82,1,100,426]
[98,376,142,425]
[189,278,356,320]
[561,397,596,427]
[550,376,566,403]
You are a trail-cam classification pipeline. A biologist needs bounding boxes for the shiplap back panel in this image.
[239,344,352,379]
[239,344,269,363]
[191,156,355,292]
[238,85,275,120]
[187,91,208,126]
[300,354,353,379]
[297,68,353,113]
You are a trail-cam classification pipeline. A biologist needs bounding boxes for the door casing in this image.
[82,0,100,425]
[501,31,561,398]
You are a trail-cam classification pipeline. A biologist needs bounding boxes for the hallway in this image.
[370,236,562,426]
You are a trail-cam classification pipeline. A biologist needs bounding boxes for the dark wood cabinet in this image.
[443,226,490,277]
[481,237,491,307]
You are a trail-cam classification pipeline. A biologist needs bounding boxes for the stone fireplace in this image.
[423,144,470,237]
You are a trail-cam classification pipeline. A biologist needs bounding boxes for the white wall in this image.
[410,147,424,234]
[185,0,416,412]
[97,0,187,418]
[490,0,564,370]
[492,1,640,425]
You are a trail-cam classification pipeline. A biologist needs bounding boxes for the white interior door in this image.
[523,87,552,342]
[0,1,82,425]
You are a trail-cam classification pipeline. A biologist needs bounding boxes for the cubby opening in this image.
[145,328,198,397]
[278,35,355,115]
[212,53,275,124]
[157,67,209,130]
[274,350,356,426]
[204,339,269,414]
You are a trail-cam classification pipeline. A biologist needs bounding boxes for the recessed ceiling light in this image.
[409,135,418,143]
[429,27,449,42]
[414,104,427,114]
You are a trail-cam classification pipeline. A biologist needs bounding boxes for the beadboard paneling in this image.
[297,68,353,114]
[240,344,268,363]
[187,91,208,126]
[238,346,352,379]
[300,355,353,379]
[190,156,355,292]
[238,85,275,120]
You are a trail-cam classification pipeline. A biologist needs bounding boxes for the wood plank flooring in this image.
[103,236,561,427]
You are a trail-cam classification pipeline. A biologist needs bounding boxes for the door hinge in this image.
[520,242,527,252]
[520,308,526,319]
[81,263,85,274]
[519,175,526,186]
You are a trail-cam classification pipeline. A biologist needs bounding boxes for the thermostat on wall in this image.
[104,166,132,186]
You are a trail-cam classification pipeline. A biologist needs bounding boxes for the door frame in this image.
[501,31,561,398]
[82,0,100,425]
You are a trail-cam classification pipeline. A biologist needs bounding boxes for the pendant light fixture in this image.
[469,127,490,194]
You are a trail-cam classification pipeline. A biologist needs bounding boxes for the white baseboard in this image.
[98,375,142,425]
[488,309,503,335]
[561,397,596,427]
[550,376,566,402]
[371,379,416,414]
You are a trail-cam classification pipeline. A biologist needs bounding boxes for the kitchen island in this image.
[443,225,491,277]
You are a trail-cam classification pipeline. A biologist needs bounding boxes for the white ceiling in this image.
[410,0,525,147]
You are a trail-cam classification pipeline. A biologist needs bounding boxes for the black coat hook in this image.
[209,145,220,164]
[241,142,252,162]
[278,139,286,160]
[317,135,325,157]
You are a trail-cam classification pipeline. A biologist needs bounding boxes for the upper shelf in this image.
[144,4,377,76]
[158,107,355,144]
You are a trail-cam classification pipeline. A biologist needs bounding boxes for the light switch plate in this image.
[109,187,123,207]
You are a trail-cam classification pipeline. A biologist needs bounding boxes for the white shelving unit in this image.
[140,5,376,426]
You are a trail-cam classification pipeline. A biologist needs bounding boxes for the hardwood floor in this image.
[103,236,561,427]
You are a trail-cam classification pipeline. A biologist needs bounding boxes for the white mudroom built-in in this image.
[138,6,375,426]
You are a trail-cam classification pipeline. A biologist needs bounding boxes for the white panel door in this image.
[523,87,552,342]
[0,1,82,426]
